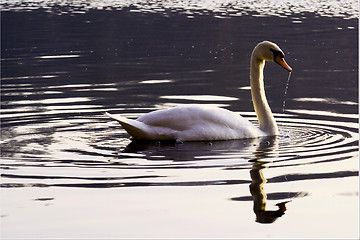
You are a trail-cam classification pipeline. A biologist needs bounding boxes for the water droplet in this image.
[282,72,292,113]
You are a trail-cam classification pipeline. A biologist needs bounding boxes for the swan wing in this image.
[107,106,263,141]
[137,106,263,141]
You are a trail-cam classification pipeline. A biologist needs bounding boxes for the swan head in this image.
[252,41,292,72]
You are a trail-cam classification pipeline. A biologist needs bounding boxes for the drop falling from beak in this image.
[282,71,292,113]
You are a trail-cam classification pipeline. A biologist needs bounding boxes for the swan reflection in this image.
[249,160,290,223]
[122,138,258,161]
[249,137,290,224]
[121,137,291,224]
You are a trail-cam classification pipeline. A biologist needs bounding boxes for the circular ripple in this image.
[274,116,358,167]
[1,109,358,188]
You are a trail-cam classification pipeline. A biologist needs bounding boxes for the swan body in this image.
[106,41,292,142]
[106,106,264,142]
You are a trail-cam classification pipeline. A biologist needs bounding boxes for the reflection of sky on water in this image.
[1,0,358,19]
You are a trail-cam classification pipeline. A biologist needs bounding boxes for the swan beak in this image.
[274,55,292,72]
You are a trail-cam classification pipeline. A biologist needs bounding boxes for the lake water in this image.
[1,0,359,238]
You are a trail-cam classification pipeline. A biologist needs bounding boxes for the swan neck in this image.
[250,57,278,136]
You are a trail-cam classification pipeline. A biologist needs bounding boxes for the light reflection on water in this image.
[1,0,358,19]
[160,95,238,101]
[1,2,359,238]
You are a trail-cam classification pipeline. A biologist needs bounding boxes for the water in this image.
[1,0,359,238]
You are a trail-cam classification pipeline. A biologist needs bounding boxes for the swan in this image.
[106,41,292,142]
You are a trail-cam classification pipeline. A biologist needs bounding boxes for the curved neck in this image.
[250,57,278,136]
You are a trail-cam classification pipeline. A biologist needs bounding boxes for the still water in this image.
[1,0,359,238]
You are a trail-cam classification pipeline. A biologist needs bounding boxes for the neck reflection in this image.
[249,137,290,224]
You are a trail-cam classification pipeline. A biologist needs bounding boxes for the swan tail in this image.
[105,112,151,139]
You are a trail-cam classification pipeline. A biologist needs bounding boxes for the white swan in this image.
[106,41,292,142]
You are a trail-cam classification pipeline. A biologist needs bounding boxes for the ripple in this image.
[139,80,174,84]
[160,95,238,101]
[6,97,92,106]
[293,98,358,106]
[36,54,80,59]
[1,105,358,189]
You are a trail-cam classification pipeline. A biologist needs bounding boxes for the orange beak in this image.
[274,55,292,72]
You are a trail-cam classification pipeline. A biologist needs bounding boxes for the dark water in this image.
[1,1,359,238]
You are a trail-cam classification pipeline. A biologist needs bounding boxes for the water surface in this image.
[1,0,359,238]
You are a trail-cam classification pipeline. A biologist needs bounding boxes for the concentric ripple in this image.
[1,107,358,189]
[276,113,358,164]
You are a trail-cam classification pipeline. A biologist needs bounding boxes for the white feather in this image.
[106,106,264,142]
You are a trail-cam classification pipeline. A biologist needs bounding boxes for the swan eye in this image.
[270,49,284,60]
